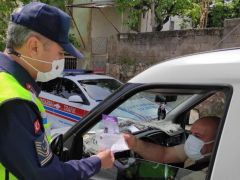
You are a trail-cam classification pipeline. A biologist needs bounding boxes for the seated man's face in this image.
[190,118,218,155]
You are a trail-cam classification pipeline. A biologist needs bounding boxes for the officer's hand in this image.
[96,150,115,169]
[123,133,137,150]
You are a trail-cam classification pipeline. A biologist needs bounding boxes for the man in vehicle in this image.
[0,2,114,179]
[124,116,220,170]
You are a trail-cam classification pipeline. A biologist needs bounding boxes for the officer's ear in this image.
[25,35,44,57]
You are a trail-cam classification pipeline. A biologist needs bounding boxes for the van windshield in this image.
[110,92,192,122]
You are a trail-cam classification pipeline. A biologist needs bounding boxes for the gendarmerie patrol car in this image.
[37,70,122,129]
[52,48,240,180]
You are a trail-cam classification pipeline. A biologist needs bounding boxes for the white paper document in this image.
[96,133,129,153]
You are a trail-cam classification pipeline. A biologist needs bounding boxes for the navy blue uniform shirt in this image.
[0,52,101,179]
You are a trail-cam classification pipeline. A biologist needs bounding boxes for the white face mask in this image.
[20,55,65,82]
[184,134,214,161]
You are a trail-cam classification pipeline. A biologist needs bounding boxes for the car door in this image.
[59,83,231,180]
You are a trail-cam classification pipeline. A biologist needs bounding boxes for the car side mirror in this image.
[68,95,84,103]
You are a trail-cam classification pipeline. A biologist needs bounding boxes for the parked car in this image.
[37,70,123,129]
[51,48,240,180]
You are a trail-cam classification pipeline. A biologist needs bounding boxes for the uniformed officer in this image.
[0,2,114,180]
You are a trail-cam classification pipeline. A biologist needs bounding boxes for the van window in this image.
[81,87,230,180]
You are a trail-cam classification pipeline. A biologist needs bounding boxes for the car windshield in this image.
[78,79,122,101]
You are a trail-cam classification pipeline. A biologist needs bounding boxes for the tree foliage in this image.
[115,0,240,31]
[208,0,240,27]
[0,0,73,51]
[115,0,149,31]
[154,0,193,30]
[115,0,196,31]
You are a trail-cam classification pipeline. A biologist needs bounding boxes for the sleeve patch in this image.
[34,133,53,167]
[34,119,41,134]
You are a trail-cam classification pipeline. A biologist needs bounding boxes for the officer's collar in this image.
[0,52,41,96]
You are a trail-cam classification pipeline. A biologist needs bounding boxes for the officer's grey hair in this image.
[6,22,48,49]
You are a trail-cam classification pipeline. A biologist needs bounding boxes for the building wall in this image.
[72,0,129,71]
[161,16,192,31]
[72,0,92,69]
[91,6,129,73]
[107,18,240,82]
[91,7,128,37]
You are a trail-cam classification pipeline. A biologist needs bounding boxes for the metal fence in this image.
[64,53,77,69]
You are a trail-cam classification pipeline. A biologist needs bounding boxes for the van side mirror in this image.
[51,134,70,161]
[50,134,63,159]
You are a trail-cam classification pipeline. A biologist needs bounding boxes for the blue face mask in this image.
[184,134,214,161]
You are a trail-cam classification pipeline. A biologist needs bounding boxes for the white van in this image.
[52,48,239,180]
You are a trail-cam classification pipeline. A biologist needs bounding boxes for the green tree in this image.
[115,0,149,31]
[115,0,240,30]
[208,0,240,27]
[115,0,196,31]
[0,0,74,51]
[184,2,201,28]
[154,0,193,31]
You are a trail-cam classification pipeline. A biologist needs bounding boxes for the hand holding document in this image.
[96,115,129,153]
[97,133,129,153]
